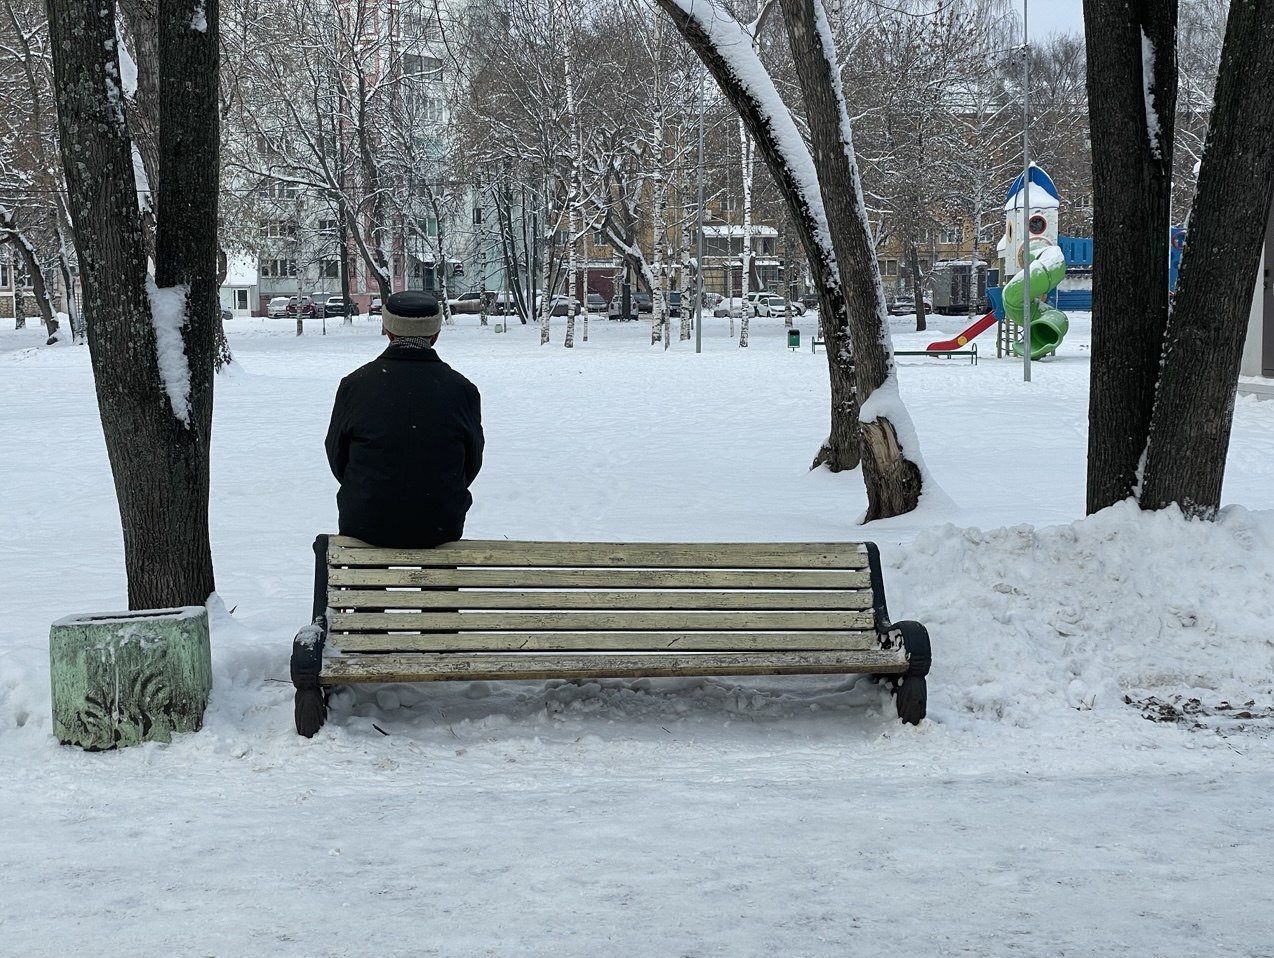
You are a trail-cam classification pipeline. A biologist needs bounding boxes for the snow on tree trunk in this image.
[779,0,923,519]
[48,0,218,609]
[1083,0,1178,514]
[1140,1,1274,517]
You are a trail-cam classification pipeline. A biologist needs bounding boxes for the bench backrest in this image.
[317,536,892,654]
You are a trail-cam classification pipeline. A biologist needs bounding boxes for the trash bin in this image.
[787,329,800,351]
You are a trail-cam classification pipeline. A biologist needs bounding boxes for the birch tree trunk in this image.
[478,179,489,328]
[48,0,218,609]
[564,56,580,349]
[738,120,753,348]
[779,0,923,518]
[1140,0,1274,516]
[652,110,668,348]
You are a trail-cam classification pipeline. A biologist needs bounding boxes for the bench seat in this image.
[291,536,931,735]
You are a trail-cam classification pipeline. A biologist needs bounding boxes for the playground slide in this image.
[927,311,997,352]
[1002,244,1070,360]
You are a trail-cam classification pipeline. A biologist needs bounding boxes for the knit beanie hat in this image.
[382,291,442,337]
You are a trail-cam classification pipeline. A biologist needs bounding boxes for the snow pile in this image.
[892,501,1274,726]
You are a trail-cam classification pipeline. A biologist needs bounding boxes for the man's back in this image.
[325,294,483,548]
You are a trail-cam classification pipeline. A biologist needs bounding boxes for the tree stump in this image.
[49,606,212,750]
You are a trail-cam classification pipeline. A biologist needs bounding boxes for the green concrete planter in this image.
[49,606,212,750]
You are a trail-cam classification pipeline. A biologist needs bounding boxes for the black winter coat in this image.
[325,344,483,548]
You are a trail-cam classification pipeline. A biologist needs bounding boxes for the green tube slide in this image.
[1003,244,1069,359]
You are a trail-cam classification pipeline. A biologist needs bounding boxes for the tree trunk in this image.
[48,0,219,610]
[1083,0,1178,513]
[118,0,161,257]
[1140,0,1274,516]
[7,230,57,334]
[654,0,860,471]
[780,0,922,519]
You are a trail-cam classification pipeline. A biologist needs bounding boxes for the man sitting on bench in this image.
[324,290,485,548]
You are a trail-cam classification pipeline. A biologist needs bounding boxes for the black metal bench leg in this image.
[291,616,328,737]
[890,620,932,725]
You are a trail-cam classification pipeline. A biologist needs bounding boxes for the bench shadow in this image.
[323,673,900,742]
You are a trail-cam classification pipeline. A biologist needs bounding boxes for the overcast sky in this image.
[1022,0,1084,40]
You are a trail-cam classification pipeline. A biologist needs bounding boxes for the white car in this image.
[751,295,806,317]
[712,297,744,319]
[266,296,290,318]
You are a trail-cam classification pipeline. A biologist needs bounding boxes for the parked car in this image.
[448,291,492,314]
[752,295,806,318]
[545,294,582,317]
[369,296,382,316]
[324,295,357,317]
[266,296,290,318]
[491,291,519,315]
[285,295,325,319]
[585,292,606,313]
[712,297,744,319]
[886,295,933,316]
[220,307,233,323]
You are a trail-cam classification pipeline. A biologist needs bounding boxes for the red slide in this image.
[926,310,997,351]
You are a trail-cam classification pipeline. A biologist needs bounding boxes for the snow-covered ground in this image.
[3,309,1273,956]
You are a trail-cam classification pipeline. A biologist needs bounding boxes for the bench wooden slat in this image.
[328,610,876,632]
[319,649,909,684]
[328,630,882,653]
[327,567,872,591]
[327,588,876,612]
[328,537,870,569]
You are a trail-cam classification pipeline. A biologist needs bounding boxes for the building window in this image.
[978,222,1000,243]
[403,53,443,78]
[261,219,298,238]
[0,261,9,288]
[259,258,296,278]
[259,180,300,200]
[1073,193,1092,210]
[321,259,339,279]
[938,227,965,245]
[879,258,898,277]
[318,219,339,233]
[758,237,776,256]
[592,230,608,247]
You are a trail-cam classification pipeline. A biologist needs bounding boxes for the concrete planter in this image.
[49,606,212,750]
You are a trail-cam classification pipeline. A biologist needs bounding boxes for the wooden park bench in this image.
[812,339,978,365]
[894,344,978,364]
[290,535,932,736]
